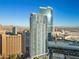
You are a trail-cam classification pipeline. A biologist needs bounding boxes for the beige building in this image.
[6,34,22,56]
[65,32,79,41]
[0,30,22,59]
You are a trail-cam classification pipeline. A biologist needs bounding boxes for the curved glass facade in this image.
[39,7,53,34]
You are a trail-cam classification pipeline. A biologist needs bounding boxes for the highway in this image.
[48,40,79,59]
[48,40,79,51]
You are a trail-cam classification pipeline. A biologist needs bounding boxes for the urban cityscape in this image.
[0,6,79,59]
[0,0,79,59]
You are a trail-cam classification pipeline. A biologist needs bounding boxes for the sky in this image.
[0,0,79,27]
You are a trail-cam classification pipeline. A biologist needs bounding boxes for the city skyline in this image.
[0,1,79,59]
[0,0,79,27]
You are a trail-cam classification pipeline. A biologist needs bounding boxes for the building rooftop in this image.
[48,40,79,51]
[39,6,53,9]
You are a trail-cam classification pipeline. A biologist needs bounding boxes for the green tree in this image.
[34,57,39,59]
[44,56,48,59]
[8,54,16,59]
[16,54,21,59]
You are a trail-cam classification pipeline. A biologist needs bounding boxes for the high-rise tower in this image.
[12,26,17,34]
[30,13,47,59]
[39,6,53,41]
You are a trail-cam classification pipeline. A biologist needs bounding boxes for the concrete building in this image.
[6,34,22,56]
[53,53,64,59]
[3,25,13,32]
[30,13,47,59]
[0,30,22,59]
[12,26,18,34]
[22,30,30,57]
[65,35,79,41]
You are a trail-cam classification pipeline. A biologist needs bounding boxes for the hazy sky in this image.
[0,0,79,27]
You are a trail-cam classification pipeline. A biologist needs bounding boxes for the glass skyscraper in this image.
[39,6,53,41]
[30,13,47,59]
